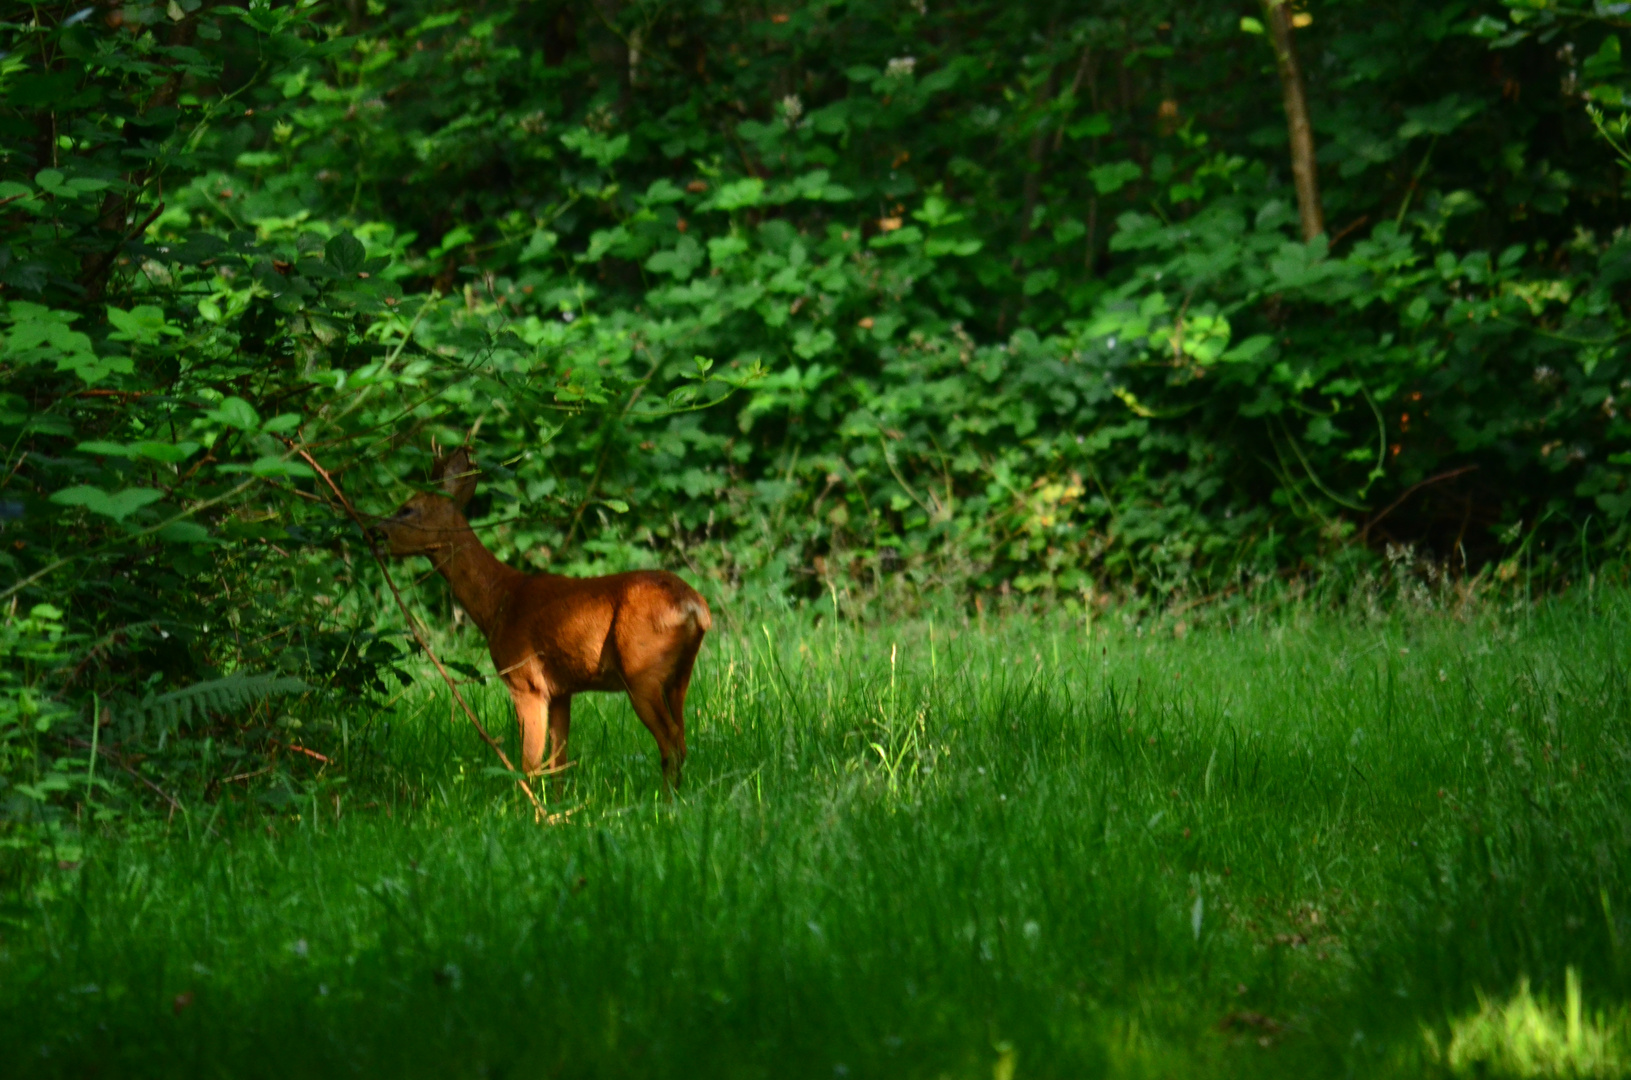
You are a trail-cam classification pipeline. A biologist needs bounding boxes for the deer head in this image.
[374,447,478,557]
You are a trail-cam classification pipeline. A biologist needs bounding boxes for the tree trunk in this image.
[1262,0,1324,241]
[1015,26,1062,253]
[79,14,196,303]
[1016,68,1059,251]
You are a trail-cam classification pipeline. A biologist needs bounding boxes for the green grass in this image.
[3,593,1630,1078]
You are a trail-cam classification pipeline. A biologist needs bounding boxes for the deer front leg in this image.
[508,685,549,776]
[545,695,572,774]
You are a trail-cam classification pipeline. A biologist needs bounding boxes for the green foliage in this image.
[6,0,1631,833]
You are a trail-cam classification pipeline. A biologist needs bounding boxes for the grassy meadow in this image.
[2,591,1630,1078]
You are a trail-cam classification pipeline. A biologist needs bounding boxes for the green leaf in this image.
[208,396,261,430]
[432,226,474,256]
[708,235,750,265]
[925,236,983,257]
[1089,161,1142,195]
[324,233,366,275]
[248,455,314,479]
[642,179,686,205]
[50,485,164,522]
[76,440,136,458]
[706,178,766,211]
[134,441,200,464]
[106,305,181,344]
[34,169,64,192]
[1221,334,1274,363]
[262,414,303,435]
[560,127,630,167]
[869,225,924,249]
[5,303,135,384]
[582,226,631,263]
[5,302,88,353]
[1399,94,1485,140]
[1267,238,1341,292]
[1585,35,1623,81]
[519,230,558,263]
[1065,113,1111,139]
[296,258,341,280]
[76,440,199,465]
[158,521,210,544]
[644,236,704,279]
[63,354,134,384]
[602,498,630,513]
[793,327,837,359]
[1023,269,1059,296]
[912,194,964,228]
[1240,16,1265,34]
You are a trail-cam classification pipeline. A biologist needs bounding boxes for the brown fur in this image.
[374,448,710,786]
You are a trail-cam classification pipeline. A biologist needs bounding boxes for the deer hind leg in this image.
[663,636,704,763]
[625,675,682,788]
[508,685,549,777]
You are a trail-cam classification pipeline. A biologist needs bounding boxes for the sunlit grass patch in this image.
[1429,969,1629,1078]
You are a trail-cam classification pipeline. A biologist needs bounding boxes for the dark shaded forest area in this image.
[5,0,1631,836]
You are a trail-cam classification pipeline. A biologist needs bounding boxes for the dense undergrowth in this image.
[1,592,1628,1077]
[8,0,1631,866]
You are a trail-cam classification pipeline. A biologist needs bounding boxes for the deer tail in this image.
[684,592,713,634]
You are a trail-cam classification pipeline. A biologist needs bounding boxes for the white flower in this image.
[886,56,917,78]
[781,93,803,126]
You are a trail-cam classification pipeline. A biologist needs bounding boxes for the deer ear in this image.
[438,447,478,509]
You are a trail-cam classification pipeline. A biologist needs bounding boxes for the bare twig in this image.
[879,436,936,522]
[61,734,182,815]
[273,740,332,764]
[1361,465,1479,543]
[563,352,662,548]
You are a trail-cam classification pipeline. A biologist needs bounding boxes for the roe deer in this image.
[373,448,710,787]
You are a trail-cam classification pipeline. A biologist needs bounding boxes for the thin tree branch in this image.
[1361,466,1479,543]
[292,444,546,820]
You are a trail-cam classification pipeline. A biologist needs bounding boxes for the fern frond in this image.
[135,671,310,731]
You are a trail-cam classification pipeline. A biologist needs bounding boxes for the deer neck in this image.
[430,520,522,638]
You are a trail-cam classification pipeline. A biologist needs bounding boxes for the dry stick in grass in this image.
[62,734,182,817]
[292,445,546,820]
